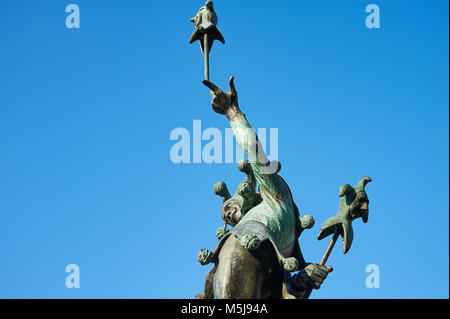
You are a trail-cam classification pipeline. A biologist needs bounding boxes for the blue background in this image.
[0,0,448,298]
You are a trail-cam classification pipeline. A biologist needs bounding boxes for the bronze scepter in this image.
[304,177,372,299]
[189,0,225,81]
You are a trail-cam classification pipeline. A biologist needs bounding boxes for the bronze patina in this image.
[189,1,372,299]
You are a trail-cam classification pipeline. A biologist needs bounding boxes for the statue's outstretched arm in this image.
[203,77,272,172]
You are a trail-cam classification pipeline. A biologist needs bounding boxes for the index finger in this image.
[202,80,222,93]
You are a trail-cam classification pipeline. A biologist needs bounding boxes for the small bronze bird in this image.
[317,177,372,254]
[189,0,225,54]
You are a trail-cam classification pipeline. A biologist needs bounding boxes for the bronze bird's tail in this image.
[189,26,225,53]
[317,216,354,254]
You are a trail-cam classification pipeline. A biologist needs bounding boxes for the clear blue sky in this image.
[0,0,448,299]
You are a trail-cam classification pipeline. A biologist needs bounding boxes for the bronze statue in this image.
[189,1,372,299]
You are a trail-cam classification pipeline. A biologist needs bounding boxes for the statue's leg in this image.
[195,265,216,299]
[213,235,267,299]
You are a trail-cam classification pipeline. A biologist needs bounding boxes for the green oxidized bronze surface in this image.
[190,1,373,300]
[318,177,372,254]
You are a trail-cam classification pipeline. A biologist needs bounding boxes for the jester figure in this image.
[196,77,335,299]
